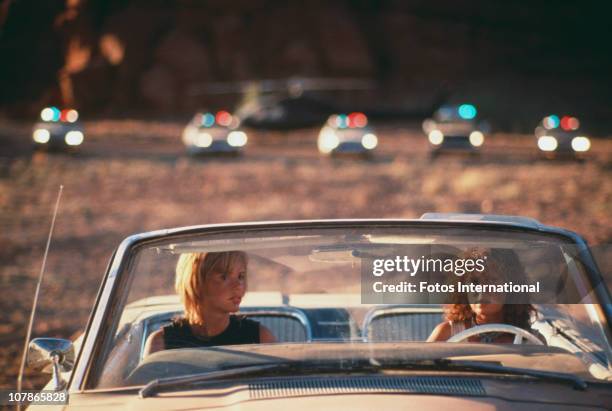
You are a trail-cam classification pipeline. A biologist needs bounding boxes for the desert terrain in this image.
[1,120,611,390]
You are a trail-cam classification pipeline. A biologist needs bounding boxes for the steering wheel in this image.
[447,323,544,345]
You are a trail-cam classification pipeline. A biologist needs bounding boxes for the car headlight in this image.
[428,130,444,145]
[65,130,84,146]
[40,108,55,122]
[537,135,558,151]
[317,128,340,153]
[469,131,484,147]
[361,133,378,149]
[33,129,50,144]
[571,136,590,152]
[66,109,79,123]
[194,132,212,147]
[227,131,248,147]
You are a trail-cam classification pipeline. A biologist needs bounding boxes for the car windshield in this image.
[90,223,612,389]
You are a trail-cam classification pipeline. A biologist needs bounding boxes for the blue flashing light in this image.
[202,112,215,127]
[543,115,560,130]
[458,104,477,120]
[51,106,61,122]
[336,114,348,129]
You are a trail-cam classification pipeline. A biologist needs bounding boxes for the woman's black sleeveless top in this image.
[162,315,260,349]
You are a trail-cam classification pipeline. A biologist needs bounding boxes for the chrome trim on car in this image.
[69,233,142,392]
[69,268,117,392]
[420,213,543,229]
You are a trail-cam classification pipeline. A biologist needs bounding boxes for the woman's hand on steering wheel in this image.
[447,323,544,345]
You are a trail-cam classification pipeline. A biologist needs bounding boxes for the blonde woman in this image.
[144,251,275,356]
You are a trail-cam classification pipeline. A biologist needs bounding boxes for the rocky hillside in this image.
[1,0,610,129]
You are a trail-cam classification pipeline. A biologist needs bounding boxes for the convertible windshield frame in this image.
[69,219,612,392]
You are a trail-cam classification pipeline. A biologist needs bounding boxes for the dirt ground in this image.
[1,120,611,390]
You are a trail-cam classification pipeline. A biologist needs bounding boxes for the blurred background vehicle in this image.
[422,104,488,157]
[32,107,83,151]
[237,93,335,130]
[182,110,247,156]
[317,113,377,157]
[191,77,374,130]
[535,115,591,159]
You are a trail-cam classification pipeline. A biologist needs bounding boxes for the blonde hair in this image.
[175,251,248,325]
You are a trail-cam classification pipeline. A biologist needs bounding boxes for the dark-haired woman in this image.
[427,248,544,344]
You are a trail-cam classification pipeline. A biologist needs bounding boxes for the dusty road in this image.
[1,119,611,389]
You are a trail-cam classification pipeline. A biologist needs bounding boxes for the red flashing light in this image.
[216,110,232,127]
[560,116,570,131]
[60,109,69,122]
[568,117,579,130]
[348,112,367,128]
[560,116,579,131]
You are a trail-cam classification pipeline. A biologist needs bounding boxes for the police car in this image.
[317,113,378,157]
[32,107,84,151]
[182,111,248,156]
[422,104,487,156]
[535,115,590,159]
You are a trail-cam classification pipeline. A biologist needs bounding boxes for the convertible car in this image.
[27,215,612,409]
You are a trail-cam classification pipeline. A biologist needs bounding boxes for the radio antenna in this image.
[16,185,64,404]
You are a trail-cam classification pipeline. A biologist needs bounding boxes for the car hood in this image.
[126,342,593,386]
[67,378,612,411]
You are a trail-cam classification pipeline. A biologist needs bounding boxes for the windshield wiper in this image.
[140,360,373,398]
[139,363,296,398]
[139,358,588,398]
